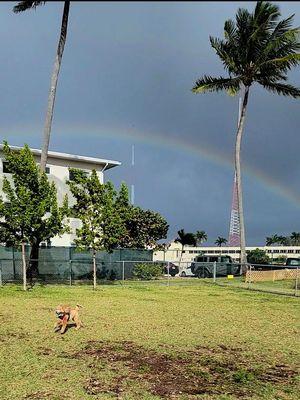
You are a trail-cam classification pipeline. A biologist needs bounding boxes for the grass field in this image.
[0,282,299,400]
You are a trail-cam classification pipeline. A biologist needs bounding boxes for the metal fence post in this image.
[167,262,170,287]
[213,261,216,283]
[0,261,2,287]
[12,247,16,280]
[295,267,299,297]
[248,265,251,290]
[122,261,125,285]
[69,260,72,286]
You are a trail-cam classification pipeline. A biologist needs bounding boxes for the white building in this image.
[153,241,300,265]
[0,145,121,247]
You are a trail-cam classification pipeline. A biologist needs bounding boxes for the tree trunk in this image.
[178,244,184,270]
[28,242,40,286]
[40,1,70,172]
[93,249,97,290]
[21,242,27,291]
[235,86,250,273]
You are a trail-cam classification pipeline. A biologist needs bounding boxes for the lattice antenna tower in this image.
[228,97,242,247]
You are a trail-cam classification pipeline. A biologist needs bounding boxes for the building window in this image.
[2,161,12,173]
[273,250,279,253]
[296,250,300,254]
[221,250,228,254]
[45,166,50,174]
[229,250,235,253]
[288,250,294,253]
[267,250,272,253]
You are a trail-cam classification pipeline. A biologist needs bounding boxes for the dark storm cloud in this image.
[1,1,300,244]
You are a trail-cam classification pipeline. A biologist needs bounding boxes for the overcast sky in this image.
[1,1,300,245]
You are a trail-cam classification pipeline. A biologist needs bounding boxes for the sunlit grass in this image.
[0,282,299,399]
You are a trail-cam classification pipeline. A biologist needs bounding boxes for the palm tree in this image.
[14,1,71,172]
[277,235,288,246]
[174,229,196,267]
[192,1,300,271]
[215,237,228,247]
[195,230,207,246]
[290,232,300,245]
[266,234,279,246]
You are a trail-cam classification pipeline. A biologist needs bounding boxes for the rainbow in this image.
[57,123,300,209]
[5,123,300,209]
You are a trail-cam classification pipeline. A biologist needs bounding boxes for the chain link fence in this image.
[208,263,300,296]
[0,246,299,296]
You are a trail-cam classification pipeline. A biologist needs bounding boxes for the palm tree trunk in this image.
[40,1,70,172]
[235,85,250,273]
[179,244,184,270]
[21,242,27,291]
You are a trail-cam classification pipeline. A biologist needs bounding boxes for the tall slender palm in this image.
[174,229,196,267]
[215,237,228,247]
[195,230,207,246]
[192,1,300,271]
[14,1,70,172]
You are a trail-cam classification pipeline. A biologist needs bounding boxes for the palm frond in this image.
[224,19,237,41]
[254,1,280,29]
[258,80,300,98]
[265,52,300,67]
[192,76,241,94]
[209,36,239,75]
[13,1,45,13]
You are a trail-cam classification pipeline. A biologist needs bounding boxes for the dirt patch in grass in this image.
[23,391,55,399]
[68,341,299,398]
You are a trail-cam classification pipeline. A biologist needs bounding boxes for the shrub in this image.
[132,263,163,280]
[247,248,270,265]
[108,269,117,281]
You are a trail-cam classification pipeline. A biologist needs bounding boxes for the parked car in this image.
[163,262,179,277]
[190,255,240,278]
[179,265,196,277]
[285,258,300,268]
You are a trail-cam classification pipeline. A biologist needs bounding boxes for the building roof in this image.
[0,144,121,170]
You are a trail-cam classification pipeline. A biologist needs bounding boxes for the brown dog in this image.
[54,304,83,334]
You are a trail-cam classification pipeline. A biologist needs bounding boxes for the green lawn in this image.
[0,282,299,399]
[213,277,298,296]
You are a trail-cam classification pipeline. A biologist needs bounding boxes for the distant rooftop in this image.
[0,144,121,170]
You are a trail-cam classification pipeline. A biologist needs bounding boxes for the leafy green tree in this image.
[247,248,270,265]
[215,237,228,247]
[195,230,207,246]
[67,169,125,289]
[175,229,196,266]
[192,1,300,270]
[0,142,69,289]
[119,206,169,249]
[114,182,169,249]
[14,1,70,172]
